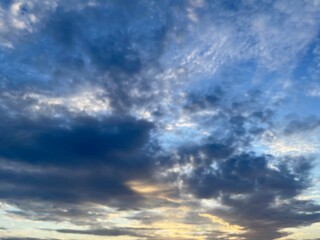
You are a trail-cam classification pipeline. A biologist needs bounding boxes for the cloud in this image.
[0,1,320,240]
[179,148,320,239]
[54,227,150,237]
[1,238,58,240]
[0,115,155,206]
[284,117,320,135]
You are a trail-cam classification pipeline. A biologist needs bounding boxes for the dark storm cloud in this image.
[0,115,154,205]
[185,153,310,198]
[0,166,138,204]
[0,116,153,167]
[182,148,320,239]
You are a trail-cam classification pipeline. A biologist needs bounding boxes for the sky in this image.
[0,0,320,239]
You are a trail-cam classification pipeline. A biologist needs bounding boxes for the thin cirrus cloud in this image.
[0,0,320,240]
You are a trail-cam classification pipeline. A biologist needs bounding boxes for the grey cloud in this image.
[0,115,156,207]
[54,227,151,238]
[182,150,320,239]
[284,116,320,135]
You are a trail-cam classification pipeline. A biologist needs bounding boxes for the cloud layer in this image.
[0,0,320,239]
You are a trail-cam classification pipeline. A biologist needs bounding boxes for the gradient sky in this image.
[0,0,320,240]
